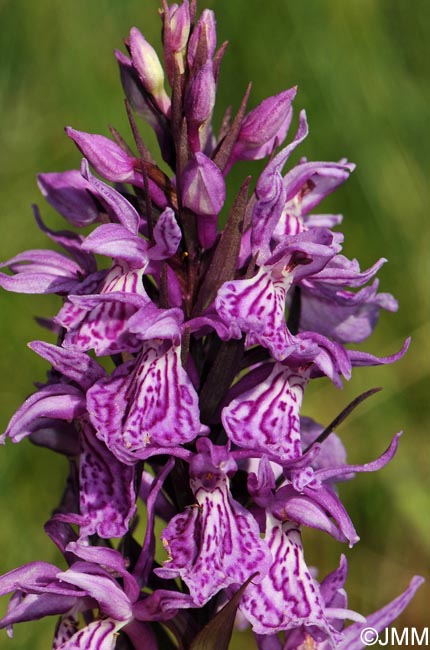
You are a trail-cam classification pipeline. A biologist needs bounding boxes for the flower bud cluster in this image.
[0,2,423,649]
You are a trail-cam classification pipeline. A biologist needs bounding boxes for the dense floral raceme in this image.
[0,1,423,648]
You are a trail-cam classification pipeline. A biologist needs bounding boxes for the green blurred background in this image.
[0,0,428,647]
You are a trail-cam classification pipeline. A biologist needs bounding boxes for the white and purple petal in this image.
[215,265,297,361]
[59,264,151,355]
[53,614,80,649]
[222,363,308,461]
[156,476,271,606]
[77,421,136,539]
[240,517,334,638]
[87,341,201,463]
[56,619,121,650]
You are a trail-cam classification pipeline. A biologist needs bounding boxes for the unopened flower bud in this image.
[187,9,217,70]
[185,62,216,126]
[115,49,158,127]
[167,1,190,53]
[181,152,226,248]
[129,27,171,114]
[162,1,191,83]
[232,87,297,164]
[65,127,135,183]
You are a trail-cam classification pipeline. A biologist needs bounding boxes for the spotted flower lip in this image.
[214,228,340,362]
[239,517,338,638]
[55,418,137,541]
[86,339,203,464]
[156,441,272,606]
[222,362,308,461]
[0,1,423,648]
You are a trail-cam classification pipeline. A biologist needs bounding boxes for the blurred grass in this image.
[0,0,429,648]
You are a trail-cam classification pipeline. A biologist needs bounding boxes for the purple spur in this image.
[0,1,423,648]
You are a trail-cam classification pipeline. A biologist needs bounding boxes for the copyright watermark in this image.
[360,627,379,645]
[360,626,429,646]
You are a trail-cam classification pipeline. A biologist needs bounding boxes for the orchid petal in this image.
[56,619,121,650]
[156,476,271,606]
[232,87,297,162]
[37,170,100,228]
[82,223,150,267]
[76,421,136,539]
[66,128,135,183]
[240,518,334,638]
[0,250,83,294]
[252,111,309,262]
[314,432,402,483]
[28,341,105,390]
[80,159,140,233]
[56,565,132,621]
[87,342,201,463]
[337,576,425,650]
[222,363,308,461]
[149,207,182,260]
[1,385,85,444]
[215,265,297,361]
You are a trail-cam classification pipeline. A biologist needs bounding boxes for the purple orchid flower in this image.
[282,559,424,650]
[214,227,345,371]
[156,439,272,606]
[0,540,192,649]
[222,362,308,462]
[298,256,398,344]
[87,337,204,464]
